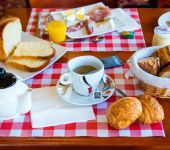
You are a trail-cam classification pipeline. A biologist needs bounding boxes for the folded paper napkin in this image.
[31,86,95,128]
[111,8,141,31]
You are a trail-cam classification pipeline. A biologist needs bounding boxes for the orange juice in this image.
[47,20,67,44]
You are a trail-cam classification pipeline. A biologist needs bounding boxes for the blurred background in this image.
[0,0,170,17]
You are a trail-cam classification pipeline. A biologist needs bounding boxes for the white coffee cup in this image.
[59,56,104,96]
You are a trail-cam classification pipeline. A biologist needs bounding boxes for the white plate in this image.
[0,32,68,80]
[56,74,115,106]
[51,3,141,39]
[158,11,170,27]
[51,2,125,39]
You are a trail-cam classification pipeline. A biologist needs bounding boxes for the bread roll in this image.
[138,57,160,75]
[107,97,142,129]
[159,64,170,78]
[137,94,164,124]
[0,16,22,61]
[152,46,170,67]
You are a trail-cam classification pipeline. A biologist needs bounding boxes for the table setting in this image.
[0,3,170,147]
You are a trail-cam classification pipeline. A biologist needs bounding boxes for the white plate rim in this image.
[56,74,115,106]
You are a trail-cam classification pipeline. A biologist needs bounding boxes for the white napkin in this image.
[111,8,141,32]
[31,86,95,128]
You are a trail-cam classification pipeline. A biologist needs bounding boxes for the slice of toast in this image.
[11,41,55,59]
[5,57,50,72]
[0,17,22,61]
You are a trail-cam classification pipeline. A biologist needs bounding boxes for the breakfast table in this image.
[1,7,170,150]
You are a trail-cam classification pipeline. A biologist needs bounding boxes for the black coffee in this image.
[73,65,98,74]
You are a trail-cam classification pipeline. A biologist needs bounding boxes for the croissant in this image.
[152,45,170,67]
[159,64,170,78]
[138,57,160,75]
[137,94,164,124]
[107,97,142,129]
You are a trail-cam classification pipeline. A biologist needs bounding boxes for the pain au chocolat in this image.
[107,97,142,129]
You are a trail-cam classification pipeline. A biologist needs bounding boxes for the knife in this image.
[34,12,42,37]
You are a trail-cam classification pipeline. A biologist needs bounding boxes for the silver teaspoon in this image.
[102,74,127,97]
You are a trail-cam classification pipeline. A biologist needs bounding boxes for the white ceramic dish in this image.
[51,2,126,39]
[0,32,68,80]
[158,11,170,27]
[56,74,115,106]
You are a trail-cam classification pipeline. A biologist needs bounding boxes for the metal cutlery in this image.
[102,74,127,97]
[34,12,42,37]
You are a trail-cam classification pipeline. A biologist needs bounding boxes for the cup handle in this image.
[59,73,72,85]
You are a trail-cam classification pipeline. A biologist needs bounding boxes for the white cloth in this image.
[128,46,170,89]
[31,86,95,128]
[111,8,141,31]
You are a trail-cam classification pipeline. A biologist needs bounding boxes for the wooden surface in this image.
[2,8,170,150]
[158,0,170,7]
[29,0,118,8]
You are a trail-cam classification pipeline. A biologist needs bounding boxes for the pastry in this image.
[137,94,164,124]
[152,46,170,67]
[138,57,160,75]
[107,97,142,129]
[159,64,170,78]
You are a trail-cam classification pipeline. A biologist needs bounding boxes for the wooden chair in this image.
[27,0,118,8]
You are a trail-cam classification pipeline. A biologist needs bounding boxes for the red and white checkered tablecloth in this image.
[26,8,146,51]
[0,63,165,137]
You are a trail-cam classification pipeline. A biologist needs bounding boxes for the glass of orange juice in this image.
[47,20,67,44]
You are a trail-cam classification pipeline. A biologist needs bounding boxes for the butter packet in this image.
[100,56,123,69]
[120,31,135,39]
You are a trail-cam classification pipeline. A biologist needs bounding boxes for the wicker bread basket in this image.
[128,46,170,98]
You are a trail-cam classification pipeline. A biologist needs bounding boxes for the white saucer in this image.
[56,74,115,106]
[158,11,170,27]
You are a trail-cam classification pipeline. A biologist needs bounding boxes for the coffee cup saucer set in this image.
[56,56,116,106]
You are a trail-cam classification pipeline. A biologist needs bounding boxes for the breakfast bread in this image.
[11,41,55,59]
[152,46,170,67]
[138,57,160,75]
[0,16,22,61]
[137,94,164,124]
[107,97,142,129]
[5,57,50,72]
[159,64,170,78]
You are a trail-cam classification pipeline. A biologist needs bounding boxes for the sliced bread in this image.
[5,57,50,72]
[11,41,55,59]
[0,16,22,61]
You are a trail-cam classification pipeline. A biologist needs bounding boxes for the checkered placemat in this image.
[26,8,146,51]
[0,63,165,137]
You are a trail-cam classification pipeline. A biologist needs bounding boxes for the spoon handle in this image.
[115,87,127,97]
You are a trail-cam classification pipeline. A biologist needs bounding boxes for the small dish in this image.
[158,11,170,27]
[56,74,115,106]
